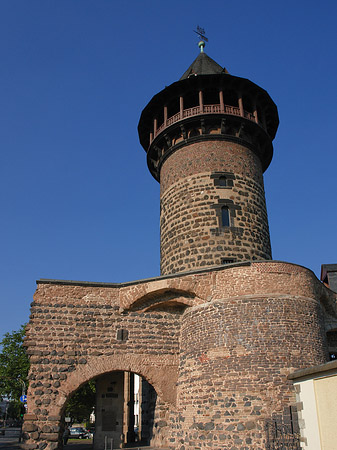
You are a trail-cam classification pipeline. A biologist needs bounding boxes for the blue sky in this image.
[1,0,337,340]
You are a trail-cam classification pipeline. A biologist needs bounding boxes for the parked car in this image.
[69,427,90,439]
[87,426,95,438]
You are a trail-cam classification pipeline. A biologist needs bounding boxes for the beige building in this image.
[290,361,337,450]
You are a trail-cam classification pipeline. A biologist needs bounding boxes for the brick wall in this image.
[22,262,335,449]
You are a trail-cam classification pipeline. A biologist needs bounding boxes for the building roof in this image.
[180,51,228,80]
[321,264,337,293]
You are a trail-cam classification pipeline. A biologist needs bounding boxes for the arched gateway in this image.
[56,355,177,409]
[23,40,336,450]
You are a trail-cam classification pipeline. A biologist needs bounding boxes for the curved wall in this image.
[177,293,327,448]
[160,140,271,274]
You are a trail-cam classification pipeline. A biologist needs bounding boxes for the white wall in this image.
[293,366,337,450]
[294,379,321,450]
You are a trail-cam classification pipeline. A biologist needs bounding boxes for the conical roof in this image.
[180,52,228,80]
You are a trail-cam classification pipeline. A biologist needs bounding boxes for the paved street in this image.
[0,428,22,449]
[0,438,165,450]
[0,438,94,450]
[0,430,166,450]
[64,442,93,449]
[0,439,22,450]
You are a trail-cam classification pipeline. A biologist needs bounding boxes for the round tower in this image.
[138,44,279,275]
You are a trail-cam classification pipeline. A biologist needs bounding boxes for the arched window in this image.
[218,176,227,187]
[211,172,235,188]
[188,128,200,138]
[221,206,230,227]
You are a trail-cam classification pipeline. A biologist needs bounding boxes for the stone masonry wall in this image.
[176,295,327,450]
[22,262,335,450]
[160,141,271,275]
[23,283,181,450]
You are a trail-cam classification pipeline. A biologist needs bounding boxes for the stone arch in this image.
[188,127,200,138]
[172,133,183,146]
[207,125,221,135]
[125,288,201,312]
[119,279,206,312]
[48,354,177,418]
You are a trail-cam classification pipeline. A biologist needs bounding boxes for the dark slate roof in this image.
[180,52,228,80]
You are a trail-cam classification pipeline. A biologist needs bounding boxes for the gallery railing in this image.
[153,104,259,141]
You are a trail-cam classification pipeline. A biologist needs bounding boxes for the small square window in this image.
[116,329,128,341]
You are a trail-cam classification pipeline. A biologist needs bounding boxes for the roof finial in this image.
[194,26,208,53]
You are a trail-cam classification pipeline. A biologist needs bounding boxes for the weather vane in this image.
[193,26,208,52]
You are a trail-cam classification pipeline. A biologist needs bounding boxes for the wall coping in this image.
[288,360,337,381]
[36,260,318,288]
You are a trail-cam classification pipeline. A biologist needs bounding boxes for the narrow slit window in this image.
[221,206,230,227]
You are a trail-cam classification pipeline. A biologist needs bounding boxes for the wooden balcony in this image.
[152,104,260,144]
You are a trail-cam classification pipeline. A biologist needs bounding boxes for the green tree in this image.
[64,381,96,424]
[6,402,25,421]
[0,325,96,424]
[0,325,29,403]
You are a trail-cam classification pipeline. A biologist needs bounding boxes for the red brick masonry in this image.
[23,261,336,450]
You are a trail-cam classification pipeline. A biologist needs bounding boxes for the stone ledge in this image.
[288,360,337,380]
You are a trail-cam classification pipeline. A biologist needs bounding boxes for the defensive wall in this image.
[23,260,337,450]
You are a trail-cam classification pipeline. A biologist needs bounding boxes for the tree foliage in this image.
[64,381,96,424]
[0,325,96,424]
[6,401,25,421]
[0,325,29,401]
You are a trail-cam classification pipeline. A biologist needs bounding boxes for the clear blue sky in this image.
[1,0,336,340]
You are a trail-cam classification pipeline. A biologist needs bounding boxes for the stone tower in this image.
[138,43,279,275]
[22,40,336,450]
